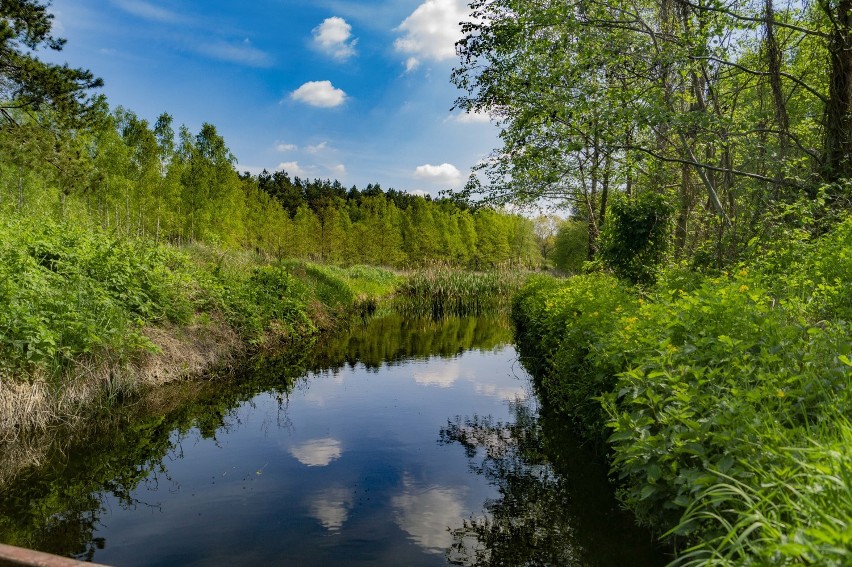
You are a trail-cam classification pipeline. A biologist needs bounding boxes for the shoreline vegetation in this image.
[0,215,526,443]
[512,216,852,565]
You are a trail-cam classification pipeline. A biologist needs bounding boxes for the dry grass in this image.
[0,317,243,445]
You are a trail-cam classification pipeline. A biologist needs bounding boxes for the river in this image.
[0,315,667,566]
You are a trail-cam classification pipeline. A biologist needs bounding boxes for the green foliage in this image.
[511,273,637,443]
[0,0,102,124]
[751,215,852,322]
[600,192,674,285]
[512,215,852,563]
[224,265,314,343]
[0,217,186,377]
[0,217,327,379]
[551,219,588,274]
[453,0,847,267]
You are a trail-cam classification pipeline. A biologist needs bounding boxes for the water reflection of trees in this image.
[309,314,512,371]
[0,343,311,560]
[439,403,668,567]
[0,315,511,560]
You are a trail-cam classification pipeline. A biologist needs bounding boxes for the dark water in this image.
[0,315,667,566]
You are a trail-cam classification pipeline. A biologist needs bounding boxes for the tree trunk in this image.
[765,0,790,155]
[675,164,692,257]
[823,0,852,182]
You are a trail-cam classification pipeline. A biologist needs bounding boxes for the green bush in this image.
[600,191,674,286]
[0,219,168,377]
[0,218,324,378]
[237,265,314,342]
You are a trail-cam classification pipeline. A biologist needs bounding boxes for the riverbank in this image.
[0,216,525,441]
[512,216,852,565]
[0,216,394,440]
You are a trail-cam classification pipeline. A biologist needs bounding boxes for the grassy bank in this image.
[512,217,852,565]
[0,217,526,440]
[0,217,404,439]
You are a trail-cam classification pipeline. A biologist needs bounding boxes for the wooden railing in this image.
[0,543,110,567]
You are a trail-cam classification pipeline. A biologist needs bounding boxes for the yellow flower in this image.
[776,389,786,398]
[739,285,749,293]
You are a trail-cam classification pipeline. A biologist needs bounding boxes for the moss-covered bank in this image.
[512,217,852,565]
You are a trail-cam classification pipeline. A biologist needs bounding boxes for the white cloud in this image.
[290,438,343,467]
[453,110,491,124]
[306,141,328,154]
[276,143,297,152]
[414,163,463,185]
[405,57,420,73]
[309,487,354,531]
[112,0,183,23]
[475,382,528,401]
[313,17,358,60]
[413,360,464,388]
[395,0,471,67]
[196,40,272,67]
[290,81,347,108]
[332,164,346,175]
[277,161,309,177]
[392,475,467,553]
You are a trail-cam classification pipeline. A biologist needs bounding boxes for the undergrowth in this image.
[512,216,852,565]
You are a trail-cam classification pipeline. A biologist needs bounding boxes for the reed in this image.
[394,264,527,318]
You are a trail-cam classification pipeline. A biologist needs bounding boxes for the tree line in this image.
[0,1,541,269]
[0,99,541,268]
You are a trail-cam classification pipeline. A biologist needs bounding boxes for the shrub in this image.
[600,191,673,286]
[512,218,852,562]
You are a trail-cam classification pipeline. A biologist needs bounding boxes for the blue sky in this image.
[46,0,497,196]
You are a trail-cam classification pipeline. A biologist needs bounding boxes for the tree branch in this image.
[695,55,829,103]
[678,0,830,39]
[621,142,802,187]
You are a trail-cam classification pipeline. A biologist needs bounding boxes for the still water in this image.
[0,316,666,566]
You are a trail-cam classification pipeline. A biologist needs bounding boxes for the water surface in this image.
[0,315,666,566]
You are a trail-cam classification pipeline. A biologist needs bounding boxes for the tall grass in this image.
[394,264,528,318]
[669,416,852,566]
